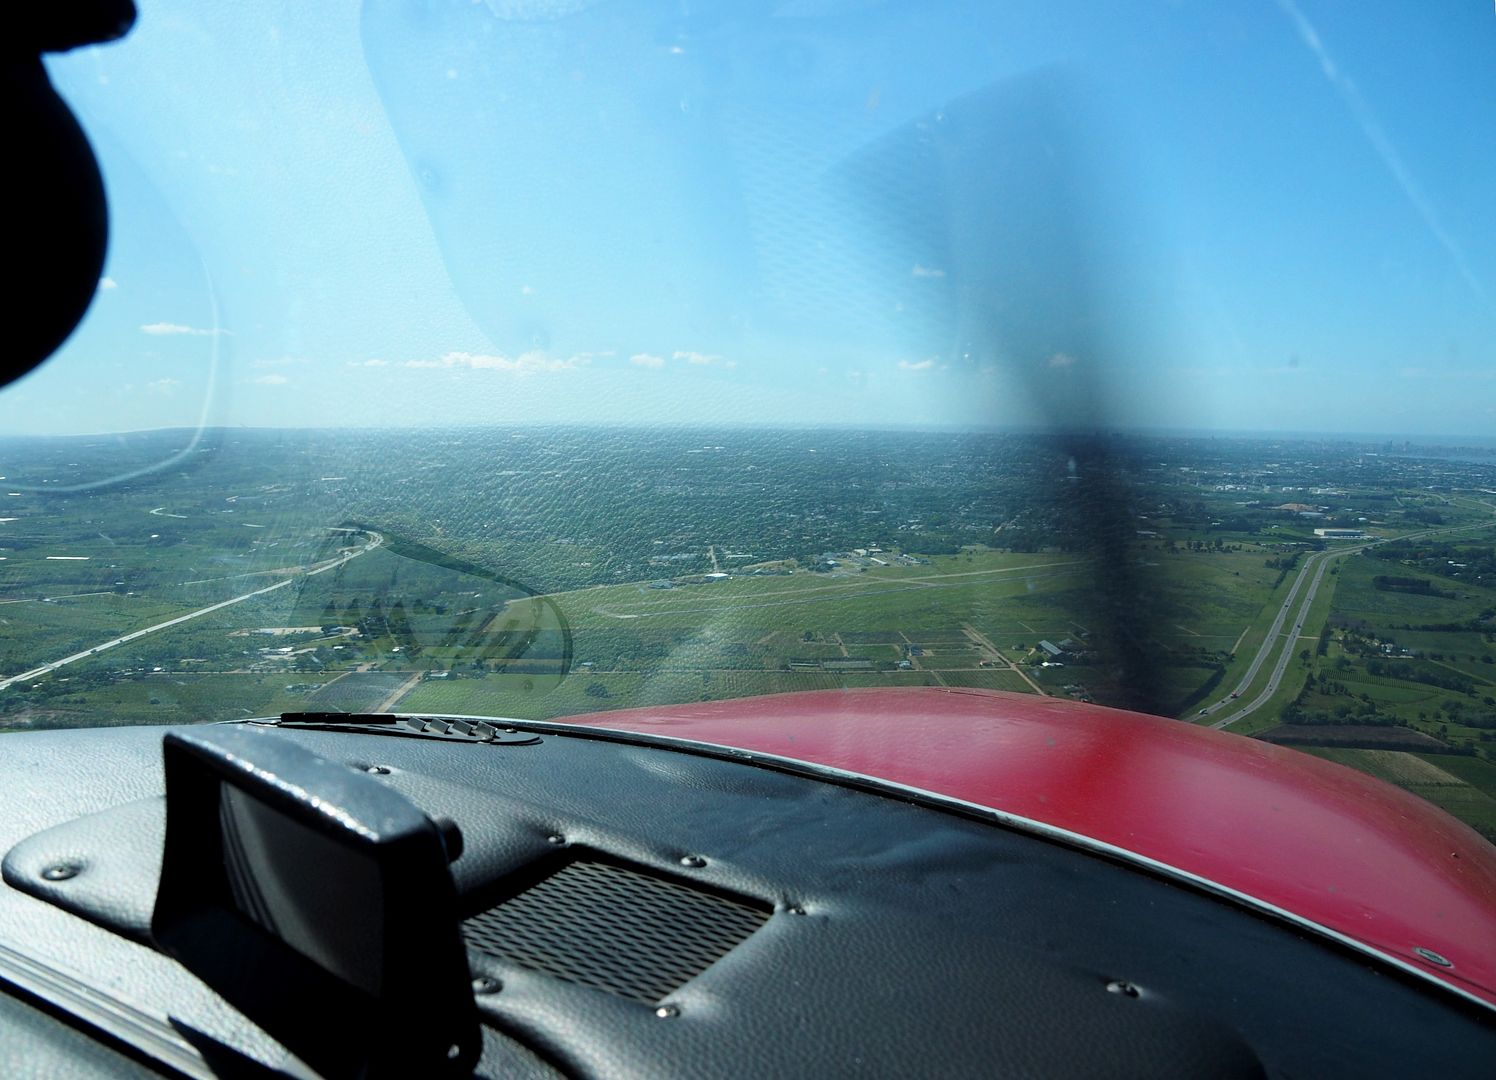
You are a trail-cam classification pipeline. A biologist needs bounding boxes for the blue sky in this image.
[4,0,1492,437]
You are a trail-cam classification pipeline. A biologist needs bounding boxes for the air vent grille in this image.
[464,859,769,1004]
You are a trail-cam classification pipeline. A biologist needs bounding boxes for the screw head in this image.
[41,864,78,881]
[654,1004,680,1019]
[471,976,502,995]
[365,765,391,775]
[1106,980,1141,999]
[787,904,807,916]
[679,854,707,869]
[546,833,566,846]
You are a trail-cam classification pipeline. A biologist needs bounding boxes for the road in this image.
[1208,548,1338,730]
[0,531,381,692]
[962,622,1046,695]
[1205,517,1496,731]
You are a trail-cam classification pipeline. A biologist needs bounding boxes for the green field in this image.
[1265,524,1496,839]
[2,673,321,730]
[0,592,198,672]
[394,668,955,721]
[1221,553,1354,737]
[1297,747,1496,842]
[6,428,1495,842]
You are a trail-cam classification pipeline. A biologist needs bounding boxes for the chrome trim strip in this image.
[0,940,210,1078]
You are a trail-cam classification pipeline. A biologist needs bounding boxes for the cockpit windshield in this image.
[2,0,1494,845]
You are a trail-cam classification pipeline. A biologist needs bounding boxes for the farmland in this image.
[2,426,1495,838]
[1298,749,1496,842]
[1281,532,1496,758]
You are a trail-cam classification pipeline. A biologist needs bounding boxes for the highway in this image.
[1208,548,1338,730]
[0,531,381,692]
[1204,517,1496,731]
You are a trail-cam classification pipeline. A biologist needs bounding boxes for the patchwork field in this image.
[4,427,1494,842]
[1297,748,1496,842]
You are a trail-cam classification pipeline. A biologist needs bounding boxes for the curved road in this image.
[0,531,381,692]
[1205,517,1496,731]
[1208,547,1339,730]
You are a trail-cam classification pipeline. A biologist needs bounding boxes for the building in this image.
[1038,640,1065,659]
[1314,528,1367,540]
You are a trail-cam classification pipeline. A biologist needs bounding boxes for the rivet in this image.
[1413,947,1453,968]
[1106,980,1141,998]
[654,1004,680,1019]
[446,1044,461,1060]
[679,855,706,868]
[547,834,566,846]
[365,765,391,775]
[41,864,78,881]
[471,976,502,995]
[787,904,807,916]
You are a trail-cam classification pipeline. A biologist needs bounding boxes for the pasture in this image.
[1297,747,1496,841]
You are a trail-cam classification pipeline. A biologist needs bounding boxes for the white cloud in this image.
[1047,352,1077,368]
[145,378,180,394]
[898,358,936,372]
[348,358,390,368]
[674,350,737,369]
[911,264,946,279]
[404,350,589,374]
[252,373,290,386]
[140,322,229,337]
[630,353,666,369]
[98,277,118,291]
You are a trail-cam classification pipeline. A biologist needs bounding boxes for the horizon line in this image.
[1,420,1494,448]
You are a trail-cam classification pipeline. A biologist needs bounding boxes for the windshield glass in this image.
[2,0,1494,846]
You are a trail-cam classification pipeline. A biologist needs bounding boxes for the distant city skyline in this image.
[3,0,1492,438]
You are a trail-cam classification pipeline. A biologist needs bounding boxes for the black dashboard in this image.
[0,719,1491,1078]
